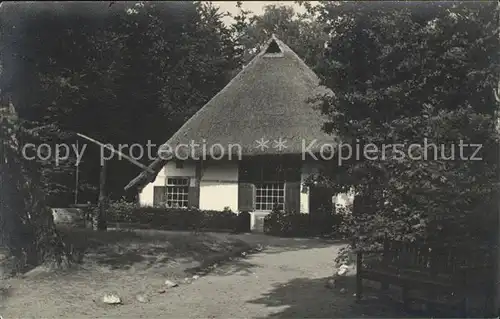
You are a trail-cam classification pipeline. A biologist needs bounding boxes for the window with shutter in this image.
[238,156,301,212]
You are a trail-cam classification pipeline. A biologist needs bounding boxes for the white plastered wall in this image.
[199,160,239,212]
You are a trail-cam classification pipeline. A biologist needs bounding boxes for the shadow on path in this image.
[248,276,414,318]
[184,234,346,277]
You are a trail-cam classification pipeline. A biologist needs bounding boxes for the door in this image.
[309,184,335,234]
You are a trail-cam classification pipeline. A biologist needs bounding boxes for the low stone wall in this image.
[51,208,86,228]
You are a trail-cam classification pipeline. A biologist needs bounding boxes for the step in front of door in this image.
[250,211,270,232]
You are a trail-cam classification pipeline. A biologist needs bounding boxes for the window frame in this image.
[254,181,286,212]
[165,176,190,208]
[255,161,286,212]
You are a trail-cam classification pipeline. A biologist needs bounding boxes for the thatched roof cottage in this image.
[125,35,351,231]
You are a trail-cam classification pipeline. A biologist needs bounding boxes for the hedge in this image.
[92,200,345,236]
[99,200,244,232]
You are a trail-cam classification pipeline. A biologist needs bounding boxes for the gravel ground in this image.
[1,233,407,318]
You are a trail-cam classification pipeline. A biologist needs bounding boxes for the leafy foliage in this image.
[315,1,500,249]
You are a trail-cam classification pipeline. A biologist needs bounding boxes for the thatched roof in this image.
[125,35,336,191]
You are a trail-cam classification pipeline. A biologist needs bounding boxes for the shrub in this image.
[263,207,310,237]
[264,204,347,238]
[107,198,139,222]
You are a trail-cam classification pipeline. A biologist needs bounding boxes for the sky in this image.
[0,2,313,24]
[212,1,314,24]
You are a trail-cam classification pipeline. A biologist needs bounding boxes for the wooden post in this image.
[493,155,500,316]
[381,236,389,291]
[492,69,500,316]
[493,8,500,315]
[356,252,363,302]
[96,159,107,231]
[487,193,500,317]
[74,140,79,205]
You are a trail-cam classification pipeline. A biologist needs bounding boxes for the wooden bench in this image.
[356,239,493,317]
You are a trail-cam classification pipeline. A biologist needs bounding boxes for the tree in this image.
[0,96,70,273]
[1,2,240,205]
[0,2,112,206]
[314,1,500,249]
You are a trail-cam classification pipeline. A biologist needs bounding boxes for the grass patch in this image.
[1,227,257,317]
[56,226,253,272]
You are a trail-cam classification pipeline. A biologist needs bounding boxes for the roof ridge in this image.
[271,36,320,84]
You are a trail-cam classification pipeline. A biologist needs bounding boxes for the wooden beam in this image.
[124,158,167,191]
[76,133,154,174]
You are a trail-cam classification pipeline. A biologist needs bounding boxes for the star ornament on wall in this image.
[273,137,288,151]
[255,137,270,151]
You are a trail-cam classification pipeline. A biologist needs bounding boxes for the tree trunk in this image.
[96,160,107,231]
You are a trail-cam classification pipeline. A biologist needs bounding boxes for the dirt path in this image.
[1,234,403,318]
[155,238,345,318]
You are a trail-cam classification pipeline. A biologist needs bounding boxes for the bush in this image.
[107,198,139,222]
[263,207,310,237]
[105,200,239,231]
[264,205,347,238]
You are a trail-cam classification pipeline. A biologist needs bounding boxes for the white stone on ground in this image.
[101,294,122,305]
[326,263,354,290]
[336,264,350,276]
[164,279,178,288]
